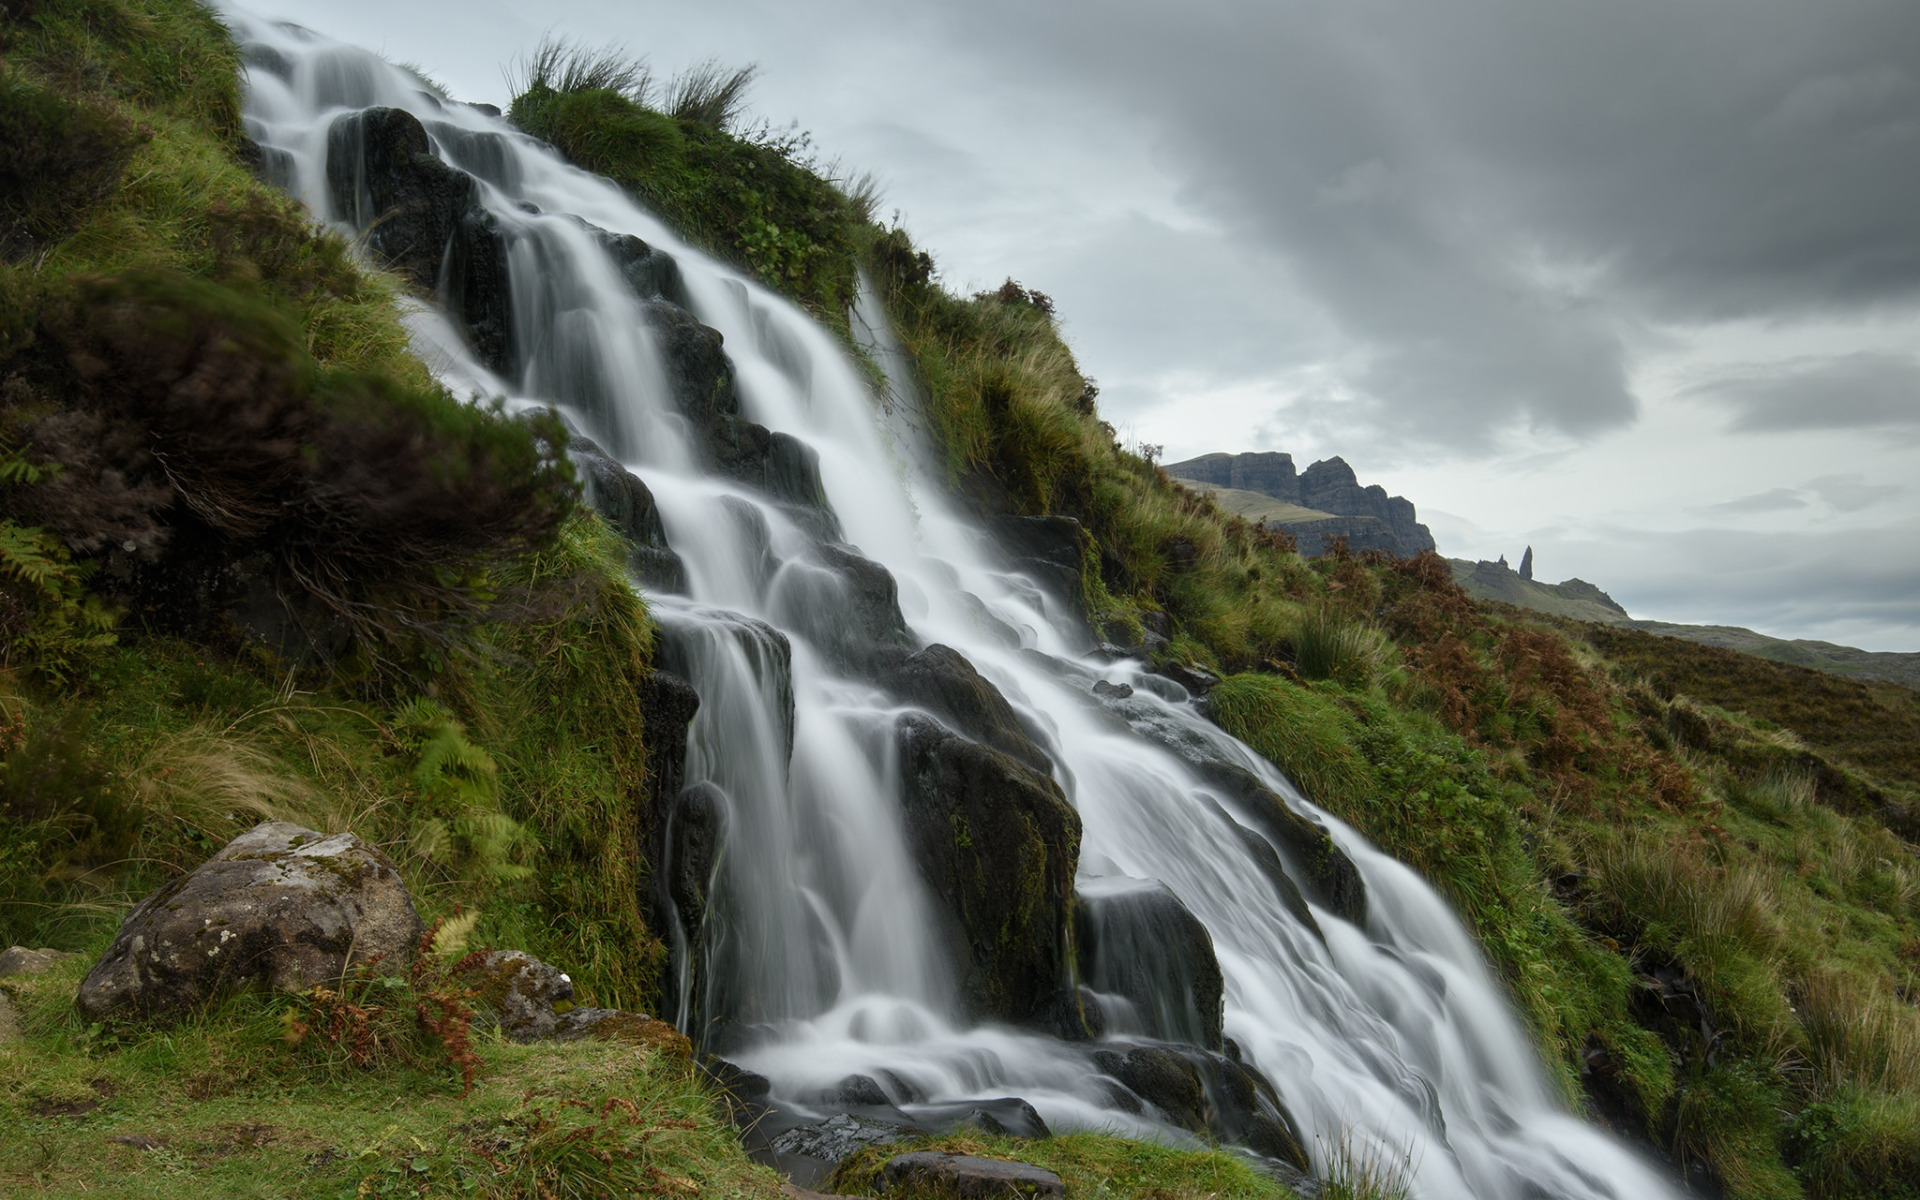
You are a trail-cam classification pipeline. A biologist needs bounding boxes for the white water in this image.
[230,15,1676,1198]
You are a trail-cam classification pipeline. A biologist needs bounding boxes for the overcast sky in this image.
[233,0,1920,651]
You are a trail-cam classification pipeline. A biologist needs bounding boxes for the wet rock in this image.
[0,946,72,978]
[894,714,1081,1026]
[989,515,1087,611]
[772,1113,916,1186]
[914,1097,1051,1139]
[1196,763,1366,926]
[570,433,685,592]
[1093,1043,1308,1171]
[1091,679,1134,700]
[649,303,833,514]
[324,107,511,371]
[77,822,422,1022]
[1156,660,1219,696]
[1035,985,1107,1040]
[1076,877,1224,1051]
[639,667,700,827]
[878,1152,1065,1199]
[778,543,913,670]
[883,644,1052,775]
[1199,797,1321,941]
[596,229,685,305]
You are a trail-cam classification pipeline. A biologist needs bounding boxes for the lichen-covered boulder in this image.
[895,713,1081,1026]
[76,822,422,1022]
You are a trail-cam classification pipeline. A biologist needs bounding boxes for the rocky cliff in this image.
[1165,452,1435,558]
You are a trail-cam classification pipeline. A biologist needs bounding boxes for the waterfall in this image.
[229,14,1677,1199]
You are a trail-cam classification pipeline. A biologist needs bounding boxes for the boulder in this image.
[77,822,422,1021]
[1196,763,1366,926]
[883,644,1052,775]
[325,107,511,372]
[878,1153,1065,1199]
[771,543,915,671]
[894,714,1081,1025]
[1075,877,1223,1051]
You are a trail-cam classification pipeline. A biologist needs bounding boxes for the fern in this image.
[0,520,118,683]
[392,698,536,884]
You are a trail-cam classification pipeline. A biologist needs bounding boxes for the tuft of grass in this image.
[830,1130,1303,1200]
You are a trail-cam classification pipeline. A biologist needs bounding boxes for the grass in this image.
[831,1130,1305,1200]
[0,954,782,1200]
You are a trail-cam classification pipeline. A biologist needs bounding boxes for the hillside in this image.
[1454,558,1920,689]
[3,6,1919,1200]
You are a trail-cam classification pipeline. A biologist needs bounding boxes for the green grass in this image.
[831,1130,1306,1200]
[0,954,781,1200]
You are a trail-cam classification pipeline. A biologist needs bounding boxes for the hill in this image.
[1454,558,1920,689]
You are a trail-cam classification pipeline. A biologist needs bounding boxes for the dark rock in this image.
[1076,877,1223,1051]
[1034,985,1106,1040]
[894,714,1081,1025]
[1093,1042,1308,1172]
[1156,660,1219,696]
[1197,797,1322,940]
[1165,452,1435,558]
[569,433,685,591]
[912,1098,1051,1139]
[878,1153,1065,1199]
[1091,679,1134,700]
[883,644,1052,775]
[771,1113,916,1186]
[1197,763,1366,925]
[819,1074,892,1107]
[77,822,422,1022]
[596,229,685,306]
[989,515,1087,610]
[778,543,913,669]
[324,107,512,372]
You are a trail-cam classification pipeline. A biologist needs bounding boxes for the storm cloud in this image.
[1689,352,1920,433]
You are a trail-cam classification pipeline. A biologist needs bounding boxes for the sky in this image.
[233,0,1920,651]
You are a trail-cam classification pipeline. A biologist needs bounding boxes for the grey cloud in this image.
[899,0,1920,450]
[1689,352,1920,432]
[1808,473,1904,512]
[1704,488,1808,516]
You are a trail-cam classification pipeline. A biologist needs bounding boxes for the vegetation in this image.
[508,40,877,335]
[832,1130,1312,1200]
[0,952,780,1199]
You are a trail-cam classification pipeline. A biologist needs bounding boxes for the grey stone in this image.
[0,946,72,978]
[771,1113,915,1165]
[878,1152,1065,1199]
[461,949,575,1042]
[77,822,422,1022]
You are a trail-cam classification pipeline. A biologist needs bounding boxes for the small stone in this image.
[0,947,72,977]
[878,1152,1066,1198]
[109,1133,164,1150]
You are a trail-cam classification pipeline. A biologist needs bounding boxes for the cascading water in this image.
[230,14,1679,1198]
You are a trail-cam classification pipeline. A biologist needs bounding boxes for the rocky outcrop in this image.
[77,822,422,1021]
[1076,877,1223,1051]
[1165,451,1434,558]
[325,107,511,372]
[894,713,1081,1026]
[571,433,686,592]
[459,948,685,1049]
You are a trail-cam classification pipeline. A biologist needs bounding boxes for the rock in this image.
[570,433,685,592]
[1196,763,1367,926]
[772,1113,916,1186]
[324,107,511,372]
[772,543,914,671]
[461,950,576,1042]
[0,946,72,977]
[878,1152,1065,1199]
[77,822,422,1022]
[1091,679,1133,700]
[1156,660,1219,696]
[554,1008,692,1055]
[883,644,1052,775]
[1093,1042,1308,1171]
[1164,451,1301,503]
[989,515,1087,610]
[1165,451,1435,558]
[1076,877,1224,1051]
[894,714,1081,1025]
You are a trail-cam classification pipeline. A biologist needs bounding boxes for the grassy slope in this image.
[510,58,1920,1200]
[1170,481,1338,526]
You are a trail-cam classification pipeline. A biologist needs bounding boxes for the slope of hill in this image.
[1454,559,1920,689]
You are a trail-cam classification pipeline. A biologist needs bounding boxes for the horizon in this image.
[227,0,1920,652]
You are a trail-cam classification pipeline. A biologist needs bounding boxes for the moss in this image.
[831,1130,1303,1200]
